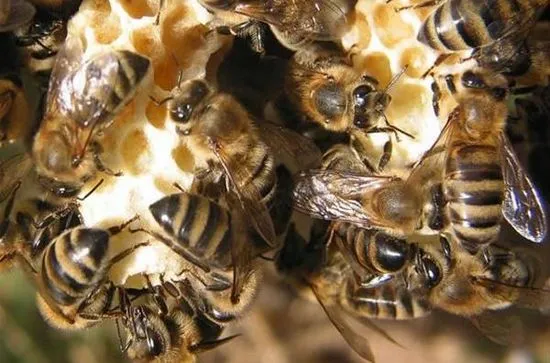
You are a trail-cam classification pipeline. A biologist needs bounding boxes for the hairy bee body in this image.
[39,228,112,319]
[342,276,431,320]
[418,0,545,53]
[444,143,504,253]
[36,222,143,330]
[334,223,414,276]
[33,44,150,196]
[124,271,258,361]
[149,193,234,270]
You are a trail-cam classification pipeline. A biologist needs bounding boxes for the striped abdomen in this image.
[335,223,412,275]
[418,0,538,52]
[40,228,110,309]
[342,278,431,320]
[239,142,277,207]
[445,144,504,253]
[149,193,233,268]
[70,50,150,127]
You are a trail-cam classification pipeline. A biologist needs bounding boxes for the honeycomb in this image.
[1,0,549,362]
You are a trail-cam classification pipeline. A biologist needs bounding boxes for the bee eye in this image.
[353,85,375,109]
[147,329,164,356]
[422,257,441,287]
[353,113,370,129]
[170,103,192,123]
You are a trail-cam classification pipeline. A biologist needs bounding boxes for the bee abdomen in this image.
[149,193,233,268]
[108,51,150,110]
[445,145,504,251]
[344,280,430,320]
[41,228,109,306]
[248,145,276,206]
[418,0,527,52]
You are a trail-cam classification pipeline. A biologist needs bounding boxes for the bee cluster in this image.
[0,0,549,362]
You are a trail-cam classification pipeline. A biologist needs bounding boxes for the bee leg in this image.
[107,215,140,236]
[421,54,452,79]
[394,0,445,11]
[129,227,212,273]
[431,80,441,117]
[190,334,241,353]
[350,135,378,173]
[149,95,173,106]
[90,142,123,177]
[0,181,21,241]
[378,140,392,172]
[33,38,57,58]
[154,0,164,25]
[145,274,169,316]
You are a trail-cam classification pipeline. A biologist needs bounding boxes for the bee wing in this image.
[258,122,322,170]
[407,110,456,186]
[311,284,376,363]
[212,143,277,247]
[0,0,35,33]
[0,153,32,202]
[474,277,550,310]
[234,0,347,40]
[57,51,122,128]
[483,5,542,48]
[43,34,85,124]
[293,169,398,228]
[500,133,547,243]
[470,311,524,346]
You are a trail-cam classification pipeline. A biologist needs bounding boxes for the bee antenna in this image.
[172,182,185,193]
[384,65,409,94]
[73,123,100,168]
[77,179,104,201]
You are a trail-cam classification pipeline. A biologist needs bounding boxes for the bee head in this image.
[127,306,169,360]
[169,80,210,128]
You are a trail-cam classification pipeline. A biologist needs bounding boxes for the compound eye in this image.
[353,113,371,129]
[170,103,192,123]
[352,84,375,109]
[422,257,441,287]
[146,328,164,357]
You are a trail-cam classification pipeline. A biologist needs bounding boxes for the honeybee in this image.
[36,218,149,330]
[131,191,261,304]
[32,35,151,197]
[0,0,35,32]
[0,74,34,146]
[293,146,444,252]
[161,78,281,248]
[403,239,549,345]
[199,0,351,51]
[420,71,547,251]
[284,44,413,170]
[121,272,257,362]
[14,9,69,86]
[277,223,399,362]
[395,0,547,75]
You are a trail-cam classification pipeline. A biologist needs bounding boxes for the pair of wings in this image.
[209,122,321,301]
[233,0,348,41]
[43,36,127,158]
[294,109,548,243]
[211,122,322,249]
